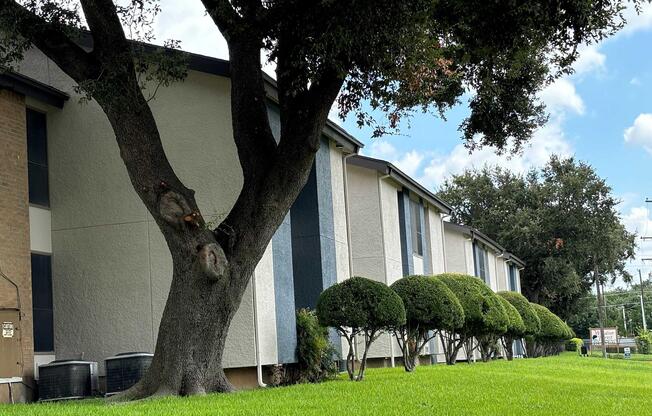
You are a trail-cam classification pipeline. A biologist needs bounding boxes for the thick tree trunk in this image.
[112,234,259,399]
[502,336,514,361]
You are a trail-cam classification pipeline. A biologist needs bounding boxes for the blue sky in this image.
[153,1,652,287]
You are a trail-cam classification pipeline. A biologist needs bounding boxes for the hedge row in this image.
[317,273,573,377]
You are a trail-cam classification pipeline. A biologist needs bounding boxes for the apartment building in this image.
[0,43,360,402]
[346,155,452,364]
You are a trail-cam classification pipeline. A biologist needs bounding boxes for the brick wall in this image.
[0,89,33,401]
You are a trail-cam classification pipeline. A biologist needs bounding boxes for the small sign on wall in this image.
[2,322,14,338]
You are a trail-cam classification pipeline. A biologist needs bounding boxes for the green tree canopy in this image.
[437,157,636,320]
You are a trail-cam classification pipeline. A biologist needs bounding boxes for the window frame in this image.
[31,252,54,353]
[409,199,424,257]
[26,108,50,208]
[474,243,489,283]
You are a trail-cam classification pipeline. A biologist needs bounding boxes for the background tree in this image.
[567,279,652,338]
[316,277,405,381]
[437,273,508,364]
[498,291,541,359]
[437,157,636,321]
[1,0,635,399]
[390,275,464,372]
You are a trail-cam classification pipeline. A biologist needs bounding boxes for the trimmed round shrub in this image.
[530,303,571,341]
[498,291,541,336]
[316,276,406,331]
[436,273,508,336]
[317,276,406,381]
[566,337,584,353]
[390,275,464,331]
[497,296,526,337]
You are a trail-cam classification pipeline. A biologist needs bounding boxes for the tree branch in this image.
[0,0,99,80]
[200,0,243,41]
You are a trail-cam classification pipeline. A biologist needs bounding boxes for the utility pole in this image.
[640,269,648,332]
[595,263,607,358]
[622,306,627,336]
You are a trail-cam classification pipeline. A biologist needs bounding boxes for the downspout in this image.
[341,151,356,368]
[377,173,394,367]
[440,215,448,273]
[251,272,267,388]
[342,152,355,279]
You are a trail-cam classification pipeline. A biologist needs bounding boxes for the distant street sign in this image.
[624,347,631,359]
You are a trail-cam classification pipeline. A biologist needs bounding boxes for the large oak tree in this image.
[0,0,635,399]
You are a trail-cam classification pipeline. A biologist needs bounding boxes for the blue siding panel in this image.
[273,213,298,364]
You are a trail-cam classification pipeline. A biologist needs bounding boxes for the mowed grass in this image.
[3,353,651,416]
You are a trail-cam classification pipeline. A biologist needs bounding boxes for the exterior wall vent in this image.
[105,352,153,396]
[37,360,98,401]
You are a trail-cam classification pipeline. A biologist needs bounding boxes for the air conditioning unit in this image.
[105,352,153,396]
[38,360,98,401]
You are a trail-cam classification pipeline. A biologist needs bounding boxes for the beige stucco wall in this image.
[16,48,283,372]
[495,256,508,292]
[425,207,445,274]
[348,165,385,281]
[330,143,351,284]
[444,227,472,274]
[379,178,403,285]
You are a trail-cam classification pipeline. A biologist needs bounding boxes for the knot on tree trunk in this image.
[196,243,228,281]
[159,190,193,229]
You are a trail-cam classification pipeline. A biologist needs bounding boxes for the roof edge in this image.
[348,155,452,214]
[0,72,69,108]
[443,222,505,253]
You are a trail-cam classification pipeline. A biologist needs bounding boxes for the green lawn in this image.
[4,353,651,415]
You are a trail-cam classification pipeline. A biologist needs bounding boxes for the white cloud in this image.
[620,2,652,37]
[630,77,642,86]
[365,141,425,178]
[395,151,425,178]
[621,204,652,281]
[154,1,228,58]
[624,113,652,154]
[622,205,652,237]
[418,122,573,189]
[572,44,606,76]
[539,78,585,116]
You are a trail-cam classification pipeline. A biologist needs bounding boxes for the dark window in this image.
[31,253,54,352]
[27,109,49,207]
[474,243,489,283]
[509,264,518,291]
[410,199,423,256]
